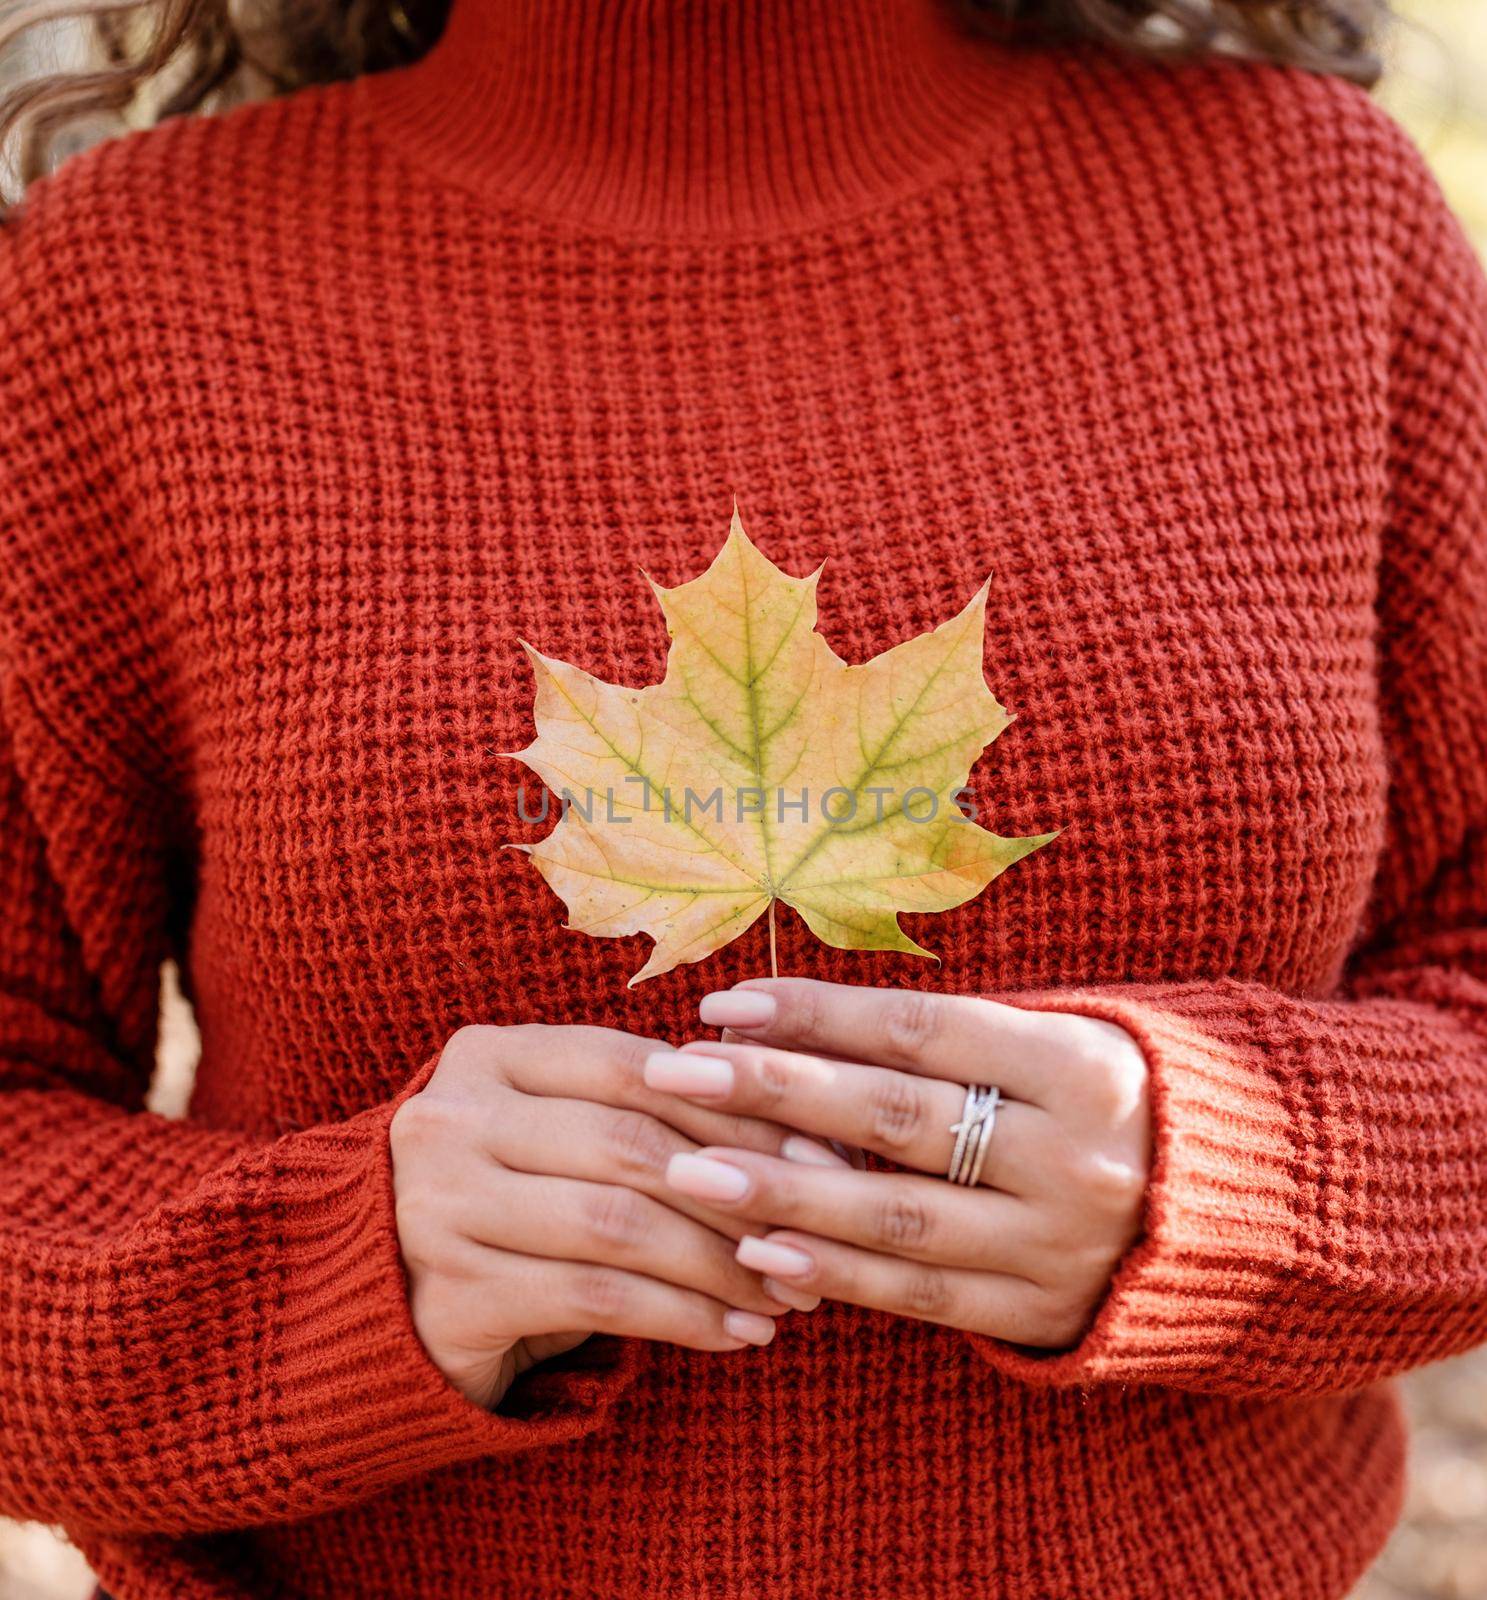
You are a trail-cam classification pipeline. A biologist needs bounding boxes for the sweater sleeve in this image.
[964,132,1487,1401]
[0,190,641,1538]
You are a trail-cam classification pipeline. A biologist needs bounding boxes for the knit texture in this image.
[1,2,1486,1595]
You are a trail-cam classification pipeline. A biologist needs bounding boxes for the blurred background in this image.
[1,1,1485,1596]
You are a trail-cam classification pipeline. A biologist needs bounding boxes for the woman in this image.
[0,0,1483,1596]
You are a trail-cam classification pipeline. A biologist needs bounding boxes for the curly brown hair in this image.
[0,0,1391,204]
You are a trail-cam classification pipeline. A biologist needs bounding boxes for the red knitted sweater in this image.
[3,1,1486,1596]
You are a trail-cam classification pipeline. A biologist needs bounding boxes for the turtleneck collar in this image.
[352,0,1051,242]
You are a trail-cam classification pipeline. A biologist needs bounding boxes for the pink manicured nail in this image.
[781,1135,847,1168]
[736,1236,814,1280]
[764,1278,821,1312]
[699,989,777,1029]
[644,1050,734,1097]
[666,1153,751,1202]
[723,1310,777,1346]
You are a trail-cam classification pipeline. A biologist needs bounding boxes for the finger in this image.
[444,1168,794,1317]
[728,1229,1067,1346]
[472,1090,767,1242]
[758,1278,821,1313]
[717,1031,870,1169]
[490,1024,847,1163]
[664,1146,1039,1275]
[448,1240,779,1352]
[699,979,1067,1105]
[647,1040,1055,1193]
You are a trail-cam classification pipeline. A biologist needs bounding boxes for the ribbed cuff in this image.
[267,1055,646,1513]
[961,981,1303,1390]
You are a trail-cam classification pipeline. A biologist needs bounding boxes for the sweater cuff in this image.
[267,1056,646,1508]
[961,980,1301,1389]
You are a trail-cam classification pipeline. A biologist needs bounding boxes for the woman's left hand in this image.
[647,978,1152,1350]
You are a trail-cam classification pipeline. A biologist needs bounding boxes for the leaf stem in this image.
[768,897,779,979]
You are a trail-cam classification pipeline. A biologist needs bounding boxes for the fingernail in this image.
[764,1278,821,1312]
[700,990,777,1029]
[723,1309,777,1346]
[781,1135,847,1168]
[644,1050,734,1097]
[665,1153,751,1202]
[736,1235,814,1280]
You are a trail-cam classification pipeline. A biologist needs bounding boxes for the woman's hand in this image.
[646,979,1151,1351]
[390,1023,841,1409]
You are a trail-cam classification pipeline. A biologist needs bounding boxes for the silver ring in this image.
[946,1084,1000,1186]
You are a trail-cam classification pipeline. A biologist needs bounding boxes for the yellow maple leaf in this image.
[509,507,1056,985]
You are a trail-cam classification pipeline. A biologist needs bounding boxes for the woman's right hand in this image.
[389,1023,840,1409]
